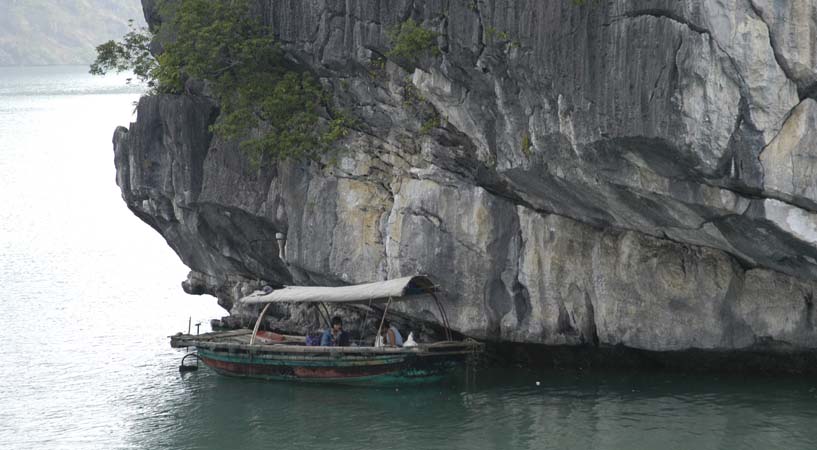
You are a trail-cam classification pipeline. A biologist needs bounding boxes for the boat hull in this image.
[197,348,462,384]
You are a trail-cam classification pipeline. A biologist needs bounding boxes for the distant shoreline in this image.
[0,63,96,68]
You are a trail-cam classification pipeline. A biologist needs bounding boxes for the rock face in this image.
[114,0,817,354]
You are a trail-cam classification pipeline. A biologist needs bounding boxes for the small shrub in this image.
[398,80,441,136]
[420,112,440,135]
[402,82,424,108]
[485,25,510,42]
[386,19,440,66]
[367,55,388,80]
[521,132,532,156]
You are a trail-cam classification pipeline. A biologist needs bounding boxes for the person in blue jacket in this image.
[320,316,350,346]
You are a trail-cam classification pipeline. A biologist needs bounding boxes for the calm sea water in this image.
[2,66,817,450]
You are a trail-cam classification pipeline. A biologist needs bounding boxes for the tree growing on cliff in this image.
[386,18,440,68]
[89,20,157,88]
[90,0,350,163]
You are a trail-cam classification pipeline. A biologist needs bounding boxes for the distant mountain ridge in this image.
[0,0,145,66]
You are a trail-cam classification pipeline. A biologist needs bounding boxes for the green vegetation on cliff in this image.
[386,19,440,67]
[90,20,156,87]
[91,0,350,162]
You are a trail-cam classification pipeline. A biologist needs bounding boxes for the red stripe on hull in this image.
[200,356,404,380]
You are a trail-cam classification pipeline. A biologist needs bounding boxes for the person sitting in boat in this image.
[320,316,351,347]
[380,320,404,347]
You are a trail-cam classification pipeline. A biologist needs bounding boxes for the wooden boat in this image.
[171,276,483,384]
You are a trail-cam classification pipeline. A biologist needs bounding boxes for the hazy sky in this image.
[0,0,146,66]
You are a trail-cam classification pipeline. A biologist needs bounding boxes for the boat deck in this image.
[171,329,482,357]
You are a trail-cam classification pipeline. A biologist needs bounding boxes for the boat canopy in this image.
[240,275,436,305]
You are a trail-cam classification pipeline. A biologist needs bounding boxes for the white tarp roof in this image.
[240,275,435,305]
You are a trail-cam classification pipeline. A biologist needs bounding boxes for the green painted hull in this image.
[197,348,463,385]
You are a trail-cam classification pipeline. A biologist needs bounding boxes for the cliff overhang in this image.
[113,0,817,365]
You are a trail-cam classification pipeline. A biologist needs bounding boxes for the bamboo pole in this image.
[374,296,392,347]
[249,303,272,345]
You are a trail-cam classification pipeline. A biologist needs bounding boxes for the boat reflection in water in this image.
[171,276,483,384]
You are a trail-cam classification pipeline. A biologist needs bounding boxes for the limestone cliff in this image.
[114,0,817,355]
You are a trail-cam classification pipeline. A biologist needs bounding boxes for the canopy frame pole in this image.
[356,299,374,345]
[374,296,393,347]
[320,302,332,328]
[310,303,331,330]
[249,303,272,346]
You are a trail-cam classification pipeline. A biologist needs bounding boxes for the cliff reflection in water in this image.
[133,368,817,450]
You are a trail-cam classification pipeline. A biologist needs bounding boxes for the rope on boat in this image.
[431,292,453,341]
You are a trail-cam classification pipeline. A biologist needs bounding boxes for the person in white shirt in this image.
[380,319,403,347]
